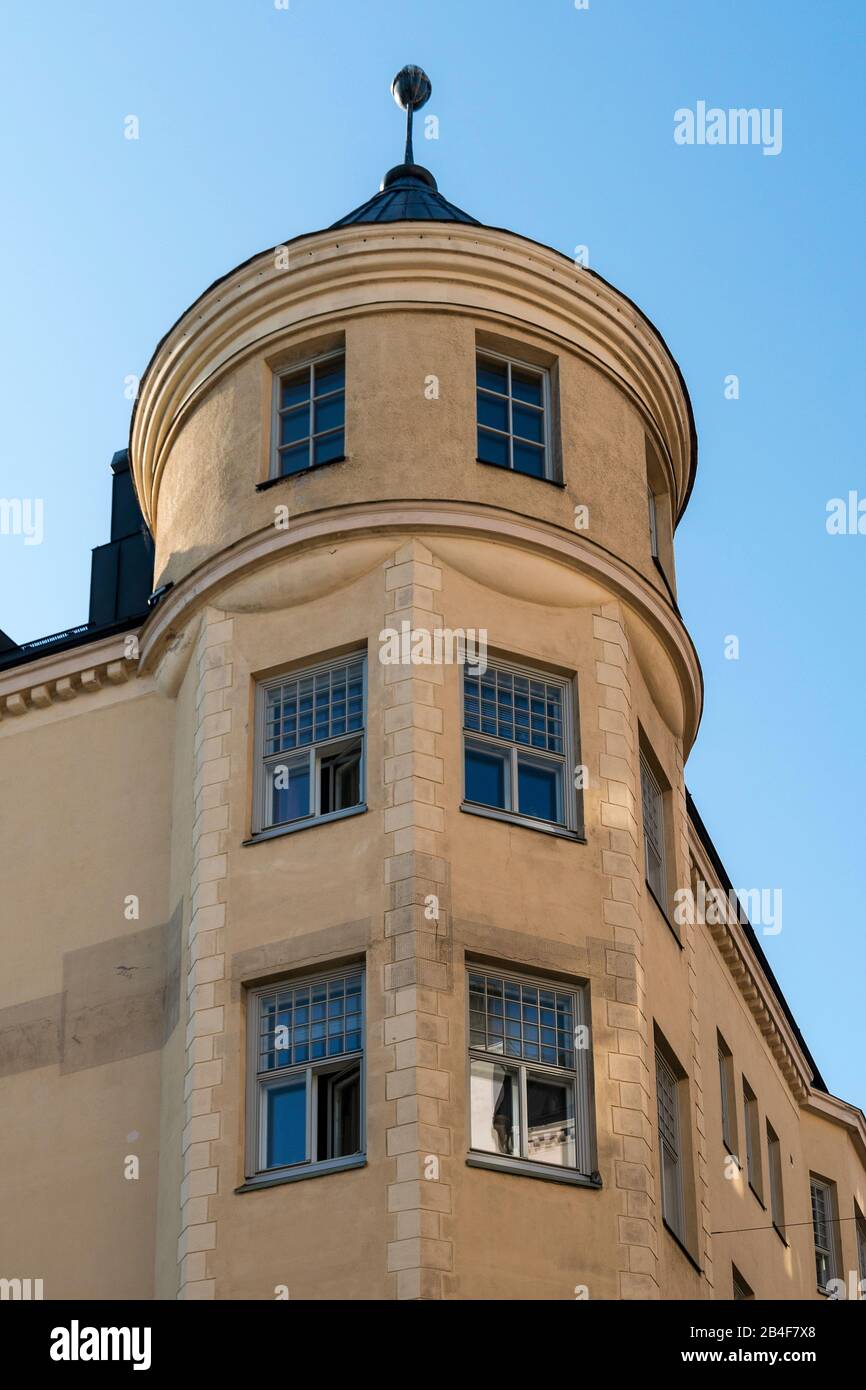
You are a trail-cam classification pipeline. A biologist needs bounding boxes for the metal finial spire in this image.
[391,65,432,166]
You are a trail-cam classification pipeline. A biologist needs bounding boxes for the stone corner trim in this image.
[382,540,454,1301]
[177,607,233,1300]
[592,603,662,1301]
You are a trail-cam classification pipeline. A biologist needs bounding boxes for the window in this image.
[467,968,593,1179]
[463,660,578,833]
[640,751,667,907]
[742,1078,762,1199]
[648,486,659,558]
[253,654,365,834]
[767,1122,785,1236]
[655,1048,686,1241]
[273,351,345,476]
[476,352,550,479]
[732,1265,754,1301]
[246,968,364,1181]
[717,1032,737,1153]
[645,435,673,583]
[810,1177,838,1291]
[855,1205,866,1297]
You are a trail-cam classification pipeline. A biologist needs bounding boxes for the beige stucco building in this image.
[2,72,865,1302]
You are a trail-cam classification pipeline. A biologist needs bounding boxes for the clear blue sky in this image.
[0,1,863,1102]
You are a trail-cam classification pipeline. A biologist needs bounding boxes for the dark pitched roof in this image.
[331,163,479,229]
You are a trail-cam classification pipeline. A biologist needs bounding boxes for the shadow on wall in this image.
[0,904,182,1078]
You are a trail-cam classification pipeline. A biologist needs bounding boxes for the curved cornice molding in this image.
[130,223,696,536]
[136,498,704,751]
[805,1090,866,1166]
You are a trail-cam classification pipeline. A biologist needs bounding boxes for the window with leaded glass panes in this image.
[272,352,345,477]
[467,968,593,1180]
[462,660,577,831]
[253,655,365,834]
[246,968,364,1180]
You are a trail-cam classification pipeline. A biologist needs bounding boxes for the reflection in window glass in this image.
[467,969,589,1176]
[470,1060,520,1157]
[527,1073,575,1167]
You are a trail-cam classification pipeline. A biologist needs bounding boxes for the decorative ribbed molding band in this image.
[130,223,694,535]
[135,501,703,753]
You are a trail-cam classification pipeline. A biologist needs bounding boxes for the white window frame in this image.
[767,1121,785,1237]
[245,967,365,1184]
[270,349,346,479]
[656,1048,686,1241]
[810,1176,838,1291]
[252,653,366,836]
[640,751,667,908]
[461,657,580,835]
[466,966,595,1184]
[476,349,553,480]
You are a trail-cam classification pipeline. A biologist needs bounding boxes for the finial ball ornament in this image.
[391,65,432,111]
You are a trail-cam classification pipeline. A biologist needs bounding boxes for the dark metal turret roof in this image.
[332,165,479,229]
